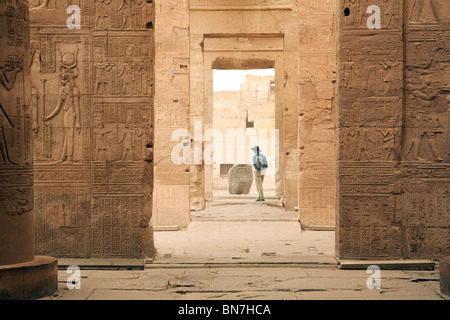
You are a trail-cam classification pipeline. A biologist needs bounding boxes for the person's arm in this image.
[0,66,22,91]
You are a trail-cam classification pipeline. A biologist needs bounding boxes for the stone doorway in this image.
[188,34,294,216]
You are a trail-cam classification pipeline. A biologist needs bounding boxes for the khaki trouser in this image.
[254,169,265,200]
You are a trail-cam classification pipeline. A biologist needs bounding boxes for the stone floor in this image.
[43,266,445,300]
[39,202,448,301]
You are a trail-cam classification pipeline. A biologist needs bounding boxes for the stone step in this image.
[339,260,435,270]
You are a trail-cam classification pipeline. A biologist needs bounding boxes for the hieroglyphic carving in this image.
[338,0,449,260]
[337,0,405,259]
[404,26,449,163]
[93,35,152,96]
[340,195,402,258]
[339,98,402,162]
[94,0,153,30]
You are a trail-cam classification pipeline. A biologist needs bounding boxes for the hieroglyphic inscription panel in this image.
[30,0,155,258]
[337,0,405,259]
[338,0,449,259]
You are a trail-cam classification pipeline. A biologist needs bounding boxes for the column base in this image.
[0,256,58,300]
[440,256,450,297]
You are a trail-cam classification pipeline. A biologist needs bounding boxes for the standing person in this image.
[252,146,268,202]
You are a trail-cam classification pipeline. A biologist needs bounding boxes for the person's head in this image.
[251,146,260,154]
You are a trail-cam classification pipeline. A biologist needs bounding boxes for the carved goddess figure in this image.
[43,53,81,164]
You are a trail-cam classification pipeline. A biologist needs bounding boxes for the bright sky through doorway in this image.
[213,69,275,92]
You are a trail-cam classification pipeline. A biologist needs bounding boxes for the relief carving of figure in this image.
[0,56,21,166]
[95,0,113,29]
[408,74,444,162]
[43,50,81,164]
[94,50,115,95]
[118,0,133,29]
[94,119,113,161]
[118,124,136,161]
[412,42,432,69]
[355,126,376,161]
[378,117,400,161]
[118,46,134,95]
[379,51,400,94]
[0,105,17,166]
[0,55,23,92]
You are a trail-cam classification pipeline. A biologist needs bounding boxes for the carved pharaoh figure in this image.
[355,126,376,161]
[93,119,112,161]
[408,74,443,162]
[379,51,400,94]
[94,50,115,95]
[378,117,400,161]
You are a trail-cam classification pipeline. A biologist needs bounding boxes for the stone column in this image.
[152,0,190,228]
[0,0,57,299]
[298,0,337,228]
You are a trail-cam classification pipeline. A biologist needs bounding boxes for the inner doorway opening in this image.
[212,68,277,200]
[192,68,289,221]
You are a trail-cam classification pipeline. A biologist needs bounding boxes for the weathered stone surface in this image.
[29,0,155,259]
[228,164,253,195]
[298,0,337,228]
[337,0,449,260]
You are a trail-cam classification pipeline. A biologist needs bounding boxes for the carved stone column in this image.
[0,0,57,299]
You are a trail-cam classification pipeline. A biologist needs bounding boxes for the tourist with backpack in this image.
[251,146,268,202]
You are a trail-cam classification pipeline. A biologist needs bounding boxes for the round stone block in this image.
[228,164,254,195]
[0,256,58,300]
